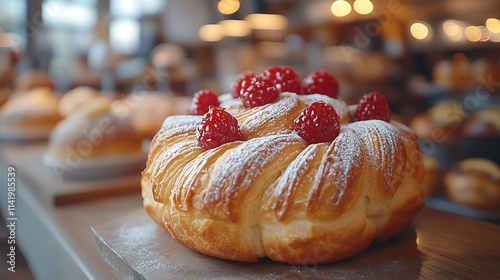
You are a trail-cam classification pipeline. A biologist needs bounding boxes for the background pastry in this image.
[47,99,142,160]
[122,92,191,139]
[0,87,62,136]
[59,86,109,118]
[15,70,55,92]
[421,155,443,196]
[445,158,500,209]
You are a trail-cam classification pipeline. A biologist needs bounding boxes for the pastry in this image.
[421,155,443,196]
[117,92,191,139]
[15,70,55,92]
[46,98,142,160]
[445,158,500,209]
[0,87,62,137]
[141,68,424,265]
[59,86,108,118]
[461,107,500,137]
[410,100,466,141]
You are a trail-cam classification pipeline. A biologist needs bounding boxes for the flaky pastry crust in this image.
[142,93,425,264]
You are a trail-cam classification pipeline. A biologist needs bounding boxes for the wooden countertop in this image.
[93,206,500,280]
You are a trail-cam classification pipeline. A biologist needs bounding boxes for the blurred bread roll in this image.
[0,87,62,134]
[59,86,109,117]
[410,100,465,140]
[15,70,55,92]
[461,107,500,137]
[445,158,500,209]
[123,93,191,139]
[422,155,443,196]
[47,98,142,159]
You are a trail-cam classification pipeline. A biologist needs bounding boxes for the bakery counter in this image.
[0,140,143,280]
[2,140,500,280]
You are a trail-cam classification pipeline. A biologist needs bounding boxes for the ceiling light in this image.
[198,24,224,42]
[410,22,429,40]
[244,14,288,30]
[217,0,240,16]
[486,18,500,33]
[331,0,351,17]
[353,0,373,15]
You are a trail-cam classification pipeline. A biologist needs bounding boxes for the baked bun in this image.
[0,87,62,137]
[445,158,500,209]
[422,155,443,196]
[117,93,191,139]
[0,87,12,107]
[46,99,142,160]
[141,92,424,265]
[461,107,500,137]
[410,100,466,140]
[15,70,55,92]
[59,86,108,117]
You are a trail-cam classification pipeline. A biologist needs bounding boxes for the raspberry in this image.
[262,66,302,94]
[188,89,220,115]
[302,70,340,98]
[230,70,255,98]
[239,76,280,108]
[196,107,241,149]
[354,92,391,122]
[294,101,340,144]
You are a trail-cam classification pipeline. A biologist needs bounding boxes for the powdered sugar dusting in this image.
[273,144,323,219]
[204,133,305,220]
[345,120,401,193]
[237,94,300,138]
[296,93,348,119]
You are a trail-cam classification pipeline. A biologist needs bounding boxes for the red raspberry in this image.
[230,70,255,98]
[302,70,340,98]
[196,107,241,149]
[188,89,220,115]
[294,101,340,144]
[354,92,391,122]
[239,76,280,108]
[262,66,302,94]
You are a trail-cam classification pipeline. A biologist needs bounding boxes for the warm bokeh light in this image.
[479,26,491,42]
[353,0,373,15]
[198,24,224,42]
[217,0,240,15]
[465,26,481,42]
[442,20,464,41]
[410,22,429,40]
[486,18,500,33]
[244,14,288,30]
[331,0,351,17]
[220,20,252,37]
[490,32,500,42]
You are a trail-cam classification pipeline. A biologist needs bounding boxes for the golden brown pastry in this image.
[141,92,424,265]
[410,100,466,141]
[15,70,55,92]
[59,86,108,118]
[46,99,142,160]
[0,87,62,137]
[0,87,12,107]
[422,155,443,196]
[433,53,474,91]
[461,107,500,137]
[445,158,500,209]
[117,93,191,139]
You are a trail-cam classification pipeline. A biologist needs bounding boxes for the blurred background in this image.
[1,0,499,100]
